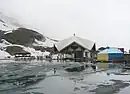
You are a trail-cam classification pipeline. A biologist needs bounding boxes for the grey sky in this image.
[0,0,130,50]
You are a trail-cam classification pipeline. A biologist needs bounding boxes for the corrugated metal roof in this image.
[54,36,95,51]
[98,48,123,54]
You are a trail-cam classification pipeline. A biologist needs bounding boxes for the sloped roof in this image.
[98,48,123,54]
[54,36,95,51]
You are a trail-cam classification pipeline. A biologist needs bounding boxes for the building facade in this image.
[54,35,96,62]
[97,48,124,62]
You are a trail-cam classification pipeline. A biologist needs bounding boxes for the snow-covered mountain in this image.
[33,36,58,47]
[0,12,58,58]
[0,12,22,31]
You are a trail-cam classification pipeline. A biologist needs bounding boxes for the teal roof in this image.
[98,48,123,54]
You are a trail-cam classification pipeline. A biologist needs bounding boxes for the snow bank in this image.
[0,43,7,49]
[1,39,12,45]
[43,51,50,56]
[0,22,9,31]
[52,54,58,60]
[0,50,11,59]
[23,47,50,57]
[0,12,21,31]
[0,19,18,31]
[24,47,43,56]
[0,37,52,58]
[0,39,12,51]
[4,30,13,34]
[2,42,51,58]
[33,37,57,47]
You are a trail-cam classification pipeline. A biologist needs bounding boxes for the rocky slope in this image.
[0,12,58,58]
[4,28,46,46]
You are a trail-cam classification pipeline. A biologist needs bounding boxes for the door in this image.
[74,51,83,62]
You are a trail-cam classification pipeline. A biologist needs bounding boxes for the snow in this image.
[52,54,58,60]
[0,12,20,31]
[0,40,51,58]
[1,39,12,45]
[5,45,51,58]
[0,43,7,49]
[0,22,10,31]
[23,47,47,57]
[0,40,12,59]
[0,12,57,59]
[22,47,50,58]
[0,39,52,58]
[98,48,123,54]
[5,44,51,57]
[0,38,53,59]
[0,12,22,27]
[0,20,17,31]
[33,37,58,47]
[0,50,11,59]
[0,39,12,51]
[42,51,50,56]
[55,35,95,51]
[4,30,13,34]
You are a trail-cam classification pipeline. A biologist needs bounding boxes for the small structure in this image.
[124,54,130,63]
[14,51,31,58]
[97,48,123,62]
[54,35,96,62]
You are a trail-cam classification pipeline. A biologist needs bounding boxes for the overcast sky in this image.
[0,0,130,50]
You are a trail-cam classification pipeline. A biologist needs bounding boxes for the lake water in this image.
[0,60,130,94]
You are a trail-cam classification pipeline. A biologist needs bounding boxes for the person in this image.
[124,61,127,66]
[57,55,59,62]
[91,64,96,71]
[54,68,56,74]
[107,72,110,76]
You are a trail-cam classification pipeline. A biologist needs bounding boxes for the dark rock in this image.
[65,65,85,72]
[6,46,29,55]
[4,28,45,46]
[0,30,5,41]
[74,87,80,91]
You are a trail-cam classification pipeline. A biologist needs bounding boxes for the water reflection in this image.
[0,61,46,94]
[0,61,130,94]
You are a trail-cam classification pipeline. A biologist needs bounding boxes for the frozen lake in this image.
[0,60,130,94]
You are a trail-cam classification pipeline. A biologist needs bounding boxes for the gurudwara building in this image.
[54,35,96,62]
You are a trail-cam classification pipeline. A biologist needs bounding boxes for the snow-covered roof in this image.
[98,48,123,54]
[55,35,95,51]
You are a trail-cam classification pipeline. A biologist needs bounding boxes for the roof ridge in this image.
[55,36,95,51]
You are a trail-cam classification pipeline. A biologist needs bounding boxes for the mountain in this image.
[0,12,22,31]
[4,28,46,46]
[0,12,58,58]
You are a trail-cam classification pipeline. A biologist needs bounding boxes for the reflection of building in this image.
[54,35,96,62]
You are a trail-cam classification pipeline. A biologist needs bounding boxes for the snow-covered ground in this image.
[0,39,51,59]
[0,12,21,59]
[0,38,57,60]
[0,39,12,59]
[0,12,58,60]
[0,50,11,59]
[33,37,58,47]
[23,47,50,57]
[0,12,22,31]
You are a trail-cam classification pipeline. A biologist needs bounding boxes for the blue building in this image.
[97,48,124,61]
